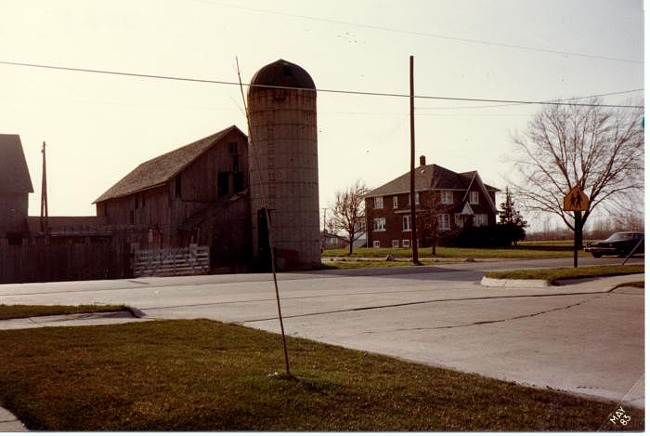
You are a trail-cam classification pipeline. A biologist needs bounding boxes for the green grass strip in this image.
[486,265,644,284]
[0,319,641,431]
[0,304,129,321]
[323,246,582,259]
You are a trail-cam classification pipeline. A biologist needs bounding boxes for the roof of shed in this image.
[94,125,245,203]
[367,164,498,197]
[0,134,34,194]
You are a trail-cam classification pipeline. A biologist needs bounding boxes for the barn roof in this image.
[94,125,245,203]
[367,164,498,197]
[0,134,34,194]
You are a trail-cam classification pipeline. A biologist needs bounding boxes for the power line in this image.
[417,88,645,111]
[194,0,644,65]
[0,60,644,109]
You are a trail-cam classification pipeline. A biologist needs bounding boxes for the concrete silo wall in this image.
[248,89,320,270]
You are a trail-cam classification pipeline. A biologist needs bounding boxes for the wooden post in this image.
[409,56,419,265]
[40,141,49,238]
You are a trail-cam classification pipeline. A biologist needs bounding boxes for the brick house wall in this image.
[365,161,498,249]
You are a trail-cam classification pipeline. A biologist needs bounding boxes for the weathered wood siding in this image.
[0,241,132,284]
[0,193,28,237]
[96,129,249,251]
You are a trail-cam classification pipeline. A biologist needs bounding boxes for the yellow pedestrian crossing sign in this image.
[563,186,589,211]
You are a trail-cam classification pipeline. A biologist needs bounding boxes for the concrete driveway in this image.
[0,258,644,409]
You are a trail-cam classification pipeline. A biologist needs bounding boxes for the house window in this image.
[415,192,420,205]
[374,217,386,231]
[402,215,411,231]
[469,191,479,205]
[438,213,451,230]
[441,191,453,204]
[392,196,398,209]
[373,240,381,248]
[474,214,488,227]
[402,239,411,248]
[392,240,399,248]
[374,197,384,209]
[455,214,466,228]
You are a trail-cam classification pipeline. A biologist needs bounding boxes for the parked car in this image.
[584,232,644,258]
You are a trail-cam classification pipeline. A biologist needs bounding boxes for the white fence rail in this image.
[134,245,210,277]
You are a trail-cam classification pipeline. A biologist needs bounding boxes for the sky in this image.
[0,0,644,231]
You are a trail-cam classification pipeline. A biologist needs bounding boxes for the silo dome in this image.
[249,59,315,94]
[247,59,320,271]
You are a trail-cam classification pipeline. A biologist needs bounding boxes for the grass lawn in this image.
[0,319,641,431]
[0,304,128,321]
[323,246,584,260]
[321,258,461,269]
[485,264,644,284]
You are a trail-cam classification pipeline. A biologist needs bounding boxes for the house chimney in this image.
[419,155,426,166]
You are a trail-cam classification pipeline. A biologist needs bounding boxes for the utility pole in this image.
[40,141,49,238]
[322,207,327,249]
[409,56,419,265]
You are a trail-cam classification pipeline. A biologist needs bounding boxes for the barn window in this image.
[233,172,244,192]
[175,177,182,197]
[228,142,238,154]
[218,172,230,197]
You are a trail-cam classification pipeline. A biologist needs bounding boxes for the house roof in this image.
[94,125,245,203]
[0,134,34,194]
[367,164,498,197]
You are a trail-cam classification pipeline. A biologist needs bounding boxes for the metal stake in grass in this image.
[236,58,292,378]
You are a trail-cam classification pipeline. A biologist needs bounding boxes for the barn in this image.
[94,125,252,268]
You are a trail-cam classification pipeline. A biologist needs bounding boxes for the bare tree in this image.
[511,98,644,247]
[417,190,456,255]
[327,181,370,255]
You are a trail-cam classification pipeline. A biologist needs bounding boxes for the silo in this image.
[247,59,320,270]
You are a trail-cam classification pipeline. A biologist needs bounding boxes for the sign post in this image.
[563,186,589,268]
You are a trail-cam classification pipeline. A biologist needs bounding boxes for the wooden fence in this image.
[0,241,132,284]
[133,245,210,277]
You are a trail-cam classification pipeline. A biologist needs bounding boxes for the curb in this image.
[0,406,27,431]
[480,276,551,288]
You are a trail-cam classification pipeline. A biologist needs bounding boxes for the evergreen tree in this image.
[498,187,528,246]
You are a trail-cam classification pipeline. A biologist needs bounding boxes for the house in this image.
[94,125,252,266]
[365,156,499,248]
[0,134,33,244]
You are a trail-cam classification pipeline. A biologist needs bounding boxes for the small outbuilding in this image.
[0,134,33,244]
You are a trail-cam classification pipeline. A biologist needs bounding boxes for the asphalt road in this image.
[0,256,644,410]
